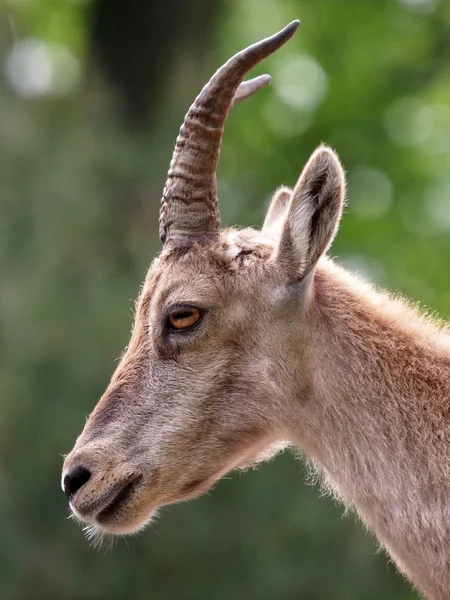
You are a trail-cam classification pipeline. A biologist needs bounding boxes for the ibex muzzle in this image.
[61,19,344,536]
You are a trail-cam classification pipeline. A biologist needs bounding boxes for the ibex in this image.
[62,21,450,600]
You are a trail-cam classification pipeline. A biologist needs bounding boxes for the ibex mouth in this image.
[69,473,143,525]
[96,474,143,524]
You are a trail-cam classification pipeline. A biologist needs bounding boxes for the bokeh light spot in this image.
[6,39,52,99]
[5,38,80,99]
[396,0,439,14]
[274,54,328,112]
[384,97,432,147]
[421,105,450,155]
[348,168,393,220]
[425,181,450,231]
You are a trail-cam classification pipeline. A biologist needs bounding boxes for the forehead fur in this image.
[147,228,274,285]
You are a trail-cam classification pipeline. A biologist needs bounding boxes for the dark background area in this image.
[1,0,450,598]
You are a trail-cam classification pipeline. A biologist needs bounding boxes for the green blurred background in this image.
[1,0,450,598]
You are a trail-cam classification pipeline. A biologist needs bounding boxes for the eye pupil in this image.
[168,308,201,330]
[175,311,192,320]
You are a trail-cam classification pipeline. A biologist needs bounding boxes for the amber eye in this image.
[168,308,202,331]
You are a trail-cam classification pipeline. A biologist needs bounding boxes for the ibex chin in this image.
[62,20,450,599]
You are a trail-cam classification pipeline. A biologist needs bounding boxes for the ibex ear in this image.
[262,186,293,238]
[275,145,345,280]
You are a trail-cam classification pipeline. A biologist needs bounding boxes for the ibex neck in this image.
[297,259,450,599]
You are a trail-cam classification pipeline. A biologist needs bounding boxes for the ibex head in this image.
[62,20,345,537]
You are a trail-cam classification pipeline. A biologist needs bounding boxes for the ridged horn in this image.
[159,20,300,249]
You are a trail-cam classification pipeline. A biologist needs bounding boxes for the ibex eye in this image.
[167,308,202,331]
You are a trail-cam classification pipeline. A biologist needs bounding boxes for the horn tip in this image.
[259,74,272,86]
[287,19,300,33]
[275,19,300,44]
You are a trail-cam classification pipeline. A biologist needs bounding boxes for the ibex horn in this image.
[159,20,300,248]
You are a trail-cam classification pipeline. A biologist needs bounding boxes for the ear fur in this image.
[275,145,345,280]
[262,186,293,238]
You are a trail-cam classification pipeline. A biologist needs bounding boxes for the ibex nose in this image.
[63,465,91,498]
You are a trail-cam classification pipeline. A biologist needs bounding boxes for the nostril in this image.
[63,466,91,498]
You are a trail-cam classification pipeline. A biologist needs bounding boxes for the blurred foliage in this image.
[1,0,450,598]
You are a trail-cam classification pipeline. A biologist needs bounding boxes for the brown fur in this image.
[62,141,450,598]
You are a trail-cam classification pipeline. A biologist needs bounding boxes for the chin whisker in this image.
[67,510,115,553]
[67,504,159,548]
[82,524,116,553]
